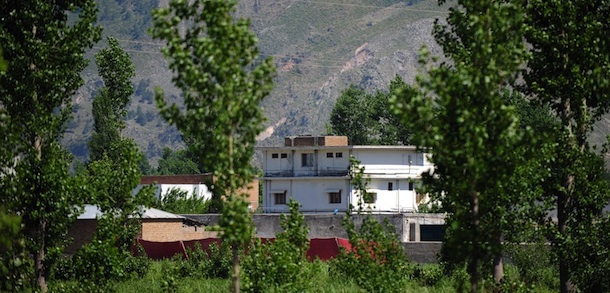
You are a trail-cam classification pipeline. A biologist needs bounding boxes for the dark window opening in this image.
[301,153,313,167]
[329,191,341,204]
[274,192,286,205]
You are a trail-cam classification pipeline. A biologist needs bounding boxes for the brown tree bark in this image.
[36,218,47,292]
[231,244,240,293]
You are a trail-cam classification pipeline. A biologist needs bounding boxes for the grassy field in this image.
[47,260,557,293]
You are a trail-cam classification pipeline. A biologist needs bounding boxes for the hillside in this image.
[62,0,610,166]
[62,0,449,165]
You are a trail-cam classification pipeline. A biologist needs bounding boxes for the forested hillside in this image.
[63,0,610,166]
[63,0,448,164]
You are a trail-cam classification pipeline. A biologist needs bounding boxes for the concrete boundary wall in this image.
[184,213,445,242]
[184,213,444,263]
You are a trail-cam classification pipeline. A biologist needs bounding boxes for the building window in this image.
[329,191,342,204]
[364,192,377,204]
[274,192,286,205]
[388,182,393,191]
[408,182,414,191]
[326,152,334,158]
[281,153,288,158]
[301,153,313,167]
[271,153,279,159]
[336,152,343,158]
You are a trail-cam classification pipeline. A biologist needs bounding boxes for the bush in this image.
[412,264,445,287]
[53,241,150,290]
[505,242,558,290]
[177,242,232,279]
[330,214,414,292]
[241,198,312,292]
[332,157,414,292]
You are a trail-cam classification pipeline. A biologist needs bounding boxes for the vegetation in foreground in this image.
[48,253,557,293]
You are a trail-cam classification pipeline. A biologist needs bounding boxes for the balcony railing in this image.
[264,168,349,177]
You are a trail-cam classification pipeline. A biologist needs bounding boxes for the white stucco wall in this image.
[134,183,213,201]
[261,145,434,213]
[264,178,350,213]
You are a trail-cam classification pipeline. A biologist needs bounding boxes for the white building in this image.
[134,174,260,210]
[258,136,434,213]
[134,174,215,201]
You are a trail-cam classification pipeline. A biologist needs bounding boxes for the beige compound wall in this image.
[140,220,217,242]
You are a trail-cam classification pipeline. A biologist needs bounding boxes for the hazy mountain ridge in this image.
[62,0,610,167]
[62,0,448,165]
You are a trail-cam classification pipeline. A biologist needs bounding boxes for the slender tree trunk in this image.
[470,190,480,293]
[227,133,241,293]
[558,178,575,293]
[36,218,47,293]
[231,244,240,293]
[493,254,504,285]
[34,135,48,292]
[558,97,575,293]
[492,231,504,285]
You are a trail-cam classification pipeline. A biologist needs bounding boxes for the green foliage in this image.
[53,228,151,288]
[156,147,201,175]
[242,199,312,292]
[566,216,610,293]
[150,0,275,290]
[81,36,155,288]
[330,76,411,145]
[523,1,610,291]
[505,243,558,290]
[0,215,33,293]
[181,242,233,279]
[96,0,159,40]
[0,47,6,72]
[412,264,445,287]
[332,213,413,293]
[160,259,180,293]
[0,0,101,289]
[89,37,136,162]
[392,0,540,290]
[332,158,413,292]
[138,154,155,175]
[153,188,211,214]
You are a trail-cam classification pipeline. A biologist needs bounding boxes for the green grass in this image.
[50,260,558,293]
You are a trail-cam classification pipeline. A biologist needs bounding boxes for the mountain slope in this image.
[66,0,610,167]
[63,0,448,165]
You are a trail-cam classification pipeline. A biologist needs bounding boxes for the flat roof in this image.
[140,174,212,185]
[256,145,420,151]
[78,204,185,220]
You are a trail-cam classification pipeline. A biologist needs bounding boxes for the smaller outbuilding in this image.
[65,205,215,255]
[135,173,259,210]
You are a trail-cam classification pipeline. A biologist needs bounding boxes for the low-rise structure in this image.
[258,136,433,213]
[135,174,259,210]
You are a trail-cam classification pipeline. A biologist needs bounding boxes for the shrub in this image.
[505,242,558,290]
[177,241,232,279]
[331,157,414,292]
[241,198,312,292]
[412,264,445,287]
[331,214,413,292]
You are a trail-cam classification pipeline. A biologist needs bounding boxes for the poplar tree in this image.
[524,1,610,292]
[392,0,531,291]
[89,37,136,162]
[150,0,275,291]
[80,37,153,285]
[0,0,101,291]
